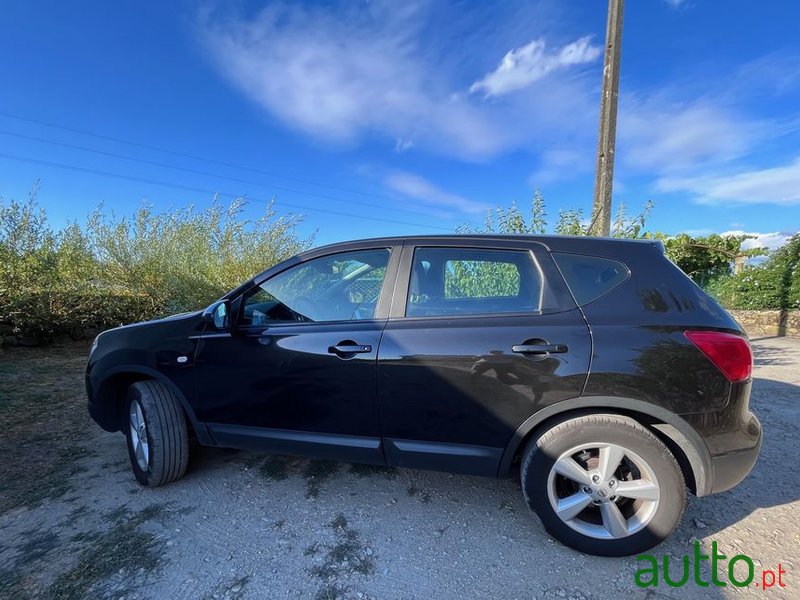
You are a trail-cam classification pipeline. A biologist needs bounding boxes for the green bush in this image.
[0,192,312,343]
[1,289,154,340]
[705,234,800,310]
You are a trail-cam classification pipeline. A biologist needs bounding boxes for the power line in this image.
[0,110,413,205]
[0,129,445,221]
[0,152,453,232]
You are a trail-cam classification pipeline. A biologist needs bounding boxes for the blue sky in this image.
[1,0,799,249]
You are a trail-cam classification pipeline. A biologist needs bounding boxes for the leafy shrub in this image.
[1,289,154,340]
[655,233,766,286]
[706,234,800,310]
[85,197,310,314]
[0,192,311,343]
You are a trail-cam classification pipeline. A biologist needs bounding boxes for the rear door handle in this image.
[329,344,372,355]
[512,344,568,354]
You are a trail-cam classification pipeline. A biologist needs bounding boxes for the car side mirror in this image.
[202,300,230,330]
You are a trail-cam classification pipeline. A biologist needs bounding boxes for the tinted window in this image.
[406,247,542,317]
[242,248,390,325]
[445,259,520,298]
[552,253,629,306]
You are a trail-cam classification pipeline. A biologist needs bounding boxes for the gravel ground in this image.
[1,337,798,600]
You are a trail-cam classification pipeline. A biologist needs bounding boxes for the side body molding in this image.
[498,395,713,496]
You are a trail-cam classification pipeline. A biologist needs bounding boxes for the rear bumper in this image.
[708,412,762,494]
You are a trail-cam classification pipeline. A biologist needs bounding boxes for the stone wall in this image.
[729,310,800,338]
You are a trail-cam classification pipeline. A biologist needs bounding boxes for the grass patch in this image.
[45,504,169,600]
[315,582,348,600]
[308,513,376,588]
[0,342,94,514]
[347,463,396,478]
[303,460,340,499]
[258,455,291,481]
[0,530,60,599]
[14,530,60,566]
[0,569,25,600]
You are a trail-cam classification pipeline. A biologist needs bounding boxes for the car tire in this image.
[125,380,189,487]
[521,414,685,556]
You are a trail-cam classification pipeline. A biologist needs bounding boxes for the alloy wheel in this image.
[546,442,660,539]
[129,399,150,471]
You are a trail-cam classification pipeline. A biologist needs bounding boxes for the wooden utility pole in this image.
[590,0,624,236]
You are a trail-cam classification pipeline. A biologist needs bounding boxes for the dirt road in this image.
[1,337,798,599]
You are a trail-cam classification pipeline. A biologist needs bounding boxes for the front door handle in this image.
[328,343,372,356]
[512,344,568,354]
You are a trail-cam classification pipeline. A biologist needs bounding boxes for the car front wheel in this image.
[521,414,685,556]
[125,380,189,487]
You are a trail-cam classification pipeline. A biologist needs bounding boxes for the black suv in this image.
[87,235,761,556]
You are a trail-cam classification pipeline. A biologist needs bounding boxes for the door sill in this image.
[384,438,502,477]
[207,423,385,465]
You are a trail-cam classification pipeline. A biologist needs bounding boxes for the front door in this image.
[376,242,591,475]
[194,246,398,463]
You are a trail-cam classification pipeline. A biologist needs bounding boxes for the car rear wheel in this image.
[125,381,189,487]
[521,414,685,556]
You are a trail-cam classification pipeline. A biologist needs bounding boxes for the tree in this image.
[461,191,654,239]
[1,191,312,342]
[459,189,547,235]
[653,233,766,286]
[707,233,800,311]
[457,193,770,286]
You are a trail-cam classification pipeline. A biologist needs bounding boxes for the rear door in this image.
[376,240,591,475]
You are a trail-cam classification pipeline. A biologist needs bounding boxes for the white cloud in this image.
[529,148,593,184]
[618,101,755,172]
[721,230,795,251]
[384,172,489,214]
[657,157,800,205]
[469,36,601,97]
[197,3,599,160]
[394,138,415,153]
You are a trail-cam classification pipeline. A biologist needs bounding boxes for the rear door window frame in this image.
[389,240,576,320]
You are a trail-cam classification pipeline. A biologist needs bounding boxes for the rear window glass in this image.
[407,247,542,317]
[552,253,629,306]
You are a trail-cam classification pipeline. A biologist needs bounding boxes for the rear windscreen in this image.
[552,253,630,306]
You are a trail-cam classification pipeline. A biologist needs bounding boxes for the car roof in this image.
[305,234,664,256]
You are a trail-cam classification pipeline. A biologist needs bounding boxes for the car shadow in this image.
[155,375,800,600]
[185,376,798,542]
[185,374,799,530]
[749,337,796,366]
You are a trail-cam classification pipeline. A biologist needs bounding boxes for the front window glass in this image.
[241,248,390,325]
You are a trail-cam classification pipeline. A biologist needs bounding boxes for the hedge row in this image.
[0,197,311,346]
[705,234,800,310]
[0,289,158,344]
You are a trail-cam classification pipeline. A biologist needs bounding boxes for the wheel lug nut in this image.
[582,486,591,494]
[608,480,616,487]
[591,474,601,483]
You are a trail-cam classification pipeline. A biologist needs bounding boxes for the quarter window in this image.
[552,253,629,305]
[241,248,390,325]
[406,247,542,317]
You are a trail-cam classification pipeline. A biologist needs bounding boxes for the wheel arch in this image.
[498,396,712,496]
[91,365,213,445]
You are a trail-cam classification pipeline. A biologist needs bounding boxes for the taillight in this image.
[684,330,753,382]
